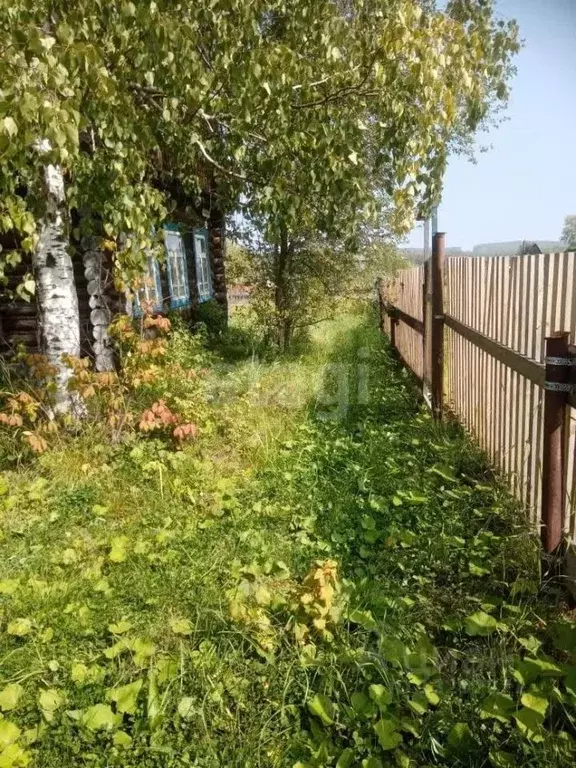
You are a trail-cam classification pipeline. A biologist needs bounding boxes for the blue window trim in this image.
[163,223,191,309]
[193,227,214,303]
[133,257,163,317]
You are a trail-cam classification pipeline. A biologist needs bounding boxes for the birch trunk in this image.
[82,236,115,372]
[33,155,81,413]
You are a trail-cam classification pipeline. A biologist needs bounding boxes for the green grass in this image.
[0,309,575,767]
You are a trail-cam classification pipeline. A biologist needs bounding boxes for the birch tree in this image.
[0,0,520,374]
[33,142,80,412]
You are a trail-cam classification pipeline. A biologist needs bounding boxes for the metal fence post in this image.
[541,332,571,554]
[430,233,445,419]
[422,259,431,403]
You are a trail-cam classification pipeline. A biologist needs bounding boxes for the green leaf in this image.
[307,693,334,726]
[369,684,393,708]
[0,721,20,750]
[374,718,402,750]
[447,722,474,751]
[423,684,440,706]
[520,692,548,717]
[113,731,132,748]
[108,679,143,714]
[407,692,429,715]
[512,656,562,685]
[2,117,18,137]
[362,759,383,768]
[156,657,179,684]
[348,609,376,630]
[122,2,136,16]
[109,536,128,563]
[170,618,192,636]
[21,724,43,747]
[0,742,30,768]
[70,664,88,684]
[350,691,371,716]
[380,637,407,666]
[0,684,24,712]
[104,639,129,660]
[147,669,161,731]
[0,580,18,595]
[428,465,458,483]
[177,697,195,720]
[514,707,545,742]
[518,636,542,654]
[479,692,515,722]
[7,618,32,637]
[552,621,576,652]
[131,638,156,666]
[81,704,121,731]
[336,748,354,768]
[489,751,516,768]
[394,751,412,768]
[108,620,132,635]
[38,689,64,722]
[468,559,490,576]
[464,611,498,636]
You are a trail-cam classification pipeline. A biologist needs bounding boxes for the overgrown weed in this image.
[0,307,574,767]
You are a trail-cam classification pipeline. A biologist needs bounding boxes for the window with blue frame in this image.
[194,228,213,303]
[134,256,163,315]
[164,225,190,308]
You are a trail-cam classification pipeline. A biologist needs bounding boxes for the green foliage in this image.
[0,0,519,291]
[0,311,574,767]
[348,241,409,296]
[0,315,213,461]
[190,299,228,342]
[225,241,254,286]
[561,215,576,249]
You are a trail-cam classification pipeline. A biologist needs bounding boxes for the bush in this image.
[0,314,213,463]
[189,298,227,341]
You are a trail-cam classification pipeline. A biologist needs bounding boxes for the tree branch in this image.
[291,49,381,109]
[192,138,246,180]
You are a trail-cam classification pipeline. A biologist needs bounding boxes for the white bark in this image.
[33,149,81,413]
[82,245,115,372]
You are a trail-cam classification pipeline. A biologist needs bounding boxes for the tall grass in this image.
[0,306,574,767]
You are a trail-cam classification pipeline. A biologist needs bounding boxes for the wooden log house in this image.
[0,194,227,371]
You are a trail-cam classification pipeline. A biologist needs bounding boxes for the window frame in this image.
[193,228,213,303]
[133,255,163,316]
[163,224,191,309]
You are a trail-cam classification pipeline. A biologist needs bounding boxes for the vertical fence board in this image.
[380,252,576,552]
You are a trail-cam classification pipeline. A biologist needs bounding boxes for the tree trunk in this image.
[82,233,116,372]
[274,224,294,352]
[33,157,81,413]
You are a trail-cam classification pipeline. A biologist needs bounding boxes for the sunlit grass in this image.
[0,307,574,767]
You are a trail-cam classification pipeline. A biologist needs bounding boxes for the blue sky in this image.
[406,0,576,250]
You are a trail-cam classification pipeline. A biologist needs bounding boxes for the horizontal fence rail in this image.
[379,242,576,587]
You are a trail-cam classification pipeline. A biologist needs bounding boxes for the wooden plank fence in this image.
[379,234,576,586]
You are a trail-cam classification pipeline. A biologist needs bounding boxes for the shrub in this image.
[0,314,212,462]
[190,298,227,341]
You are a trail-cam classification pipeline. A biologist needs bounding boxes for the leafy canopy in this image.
[0,0,519,282]
[561,215,576,249]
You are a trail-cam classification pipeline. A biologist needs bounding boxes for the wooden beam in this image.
[383,302,424,335]
[444,314,546,388]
